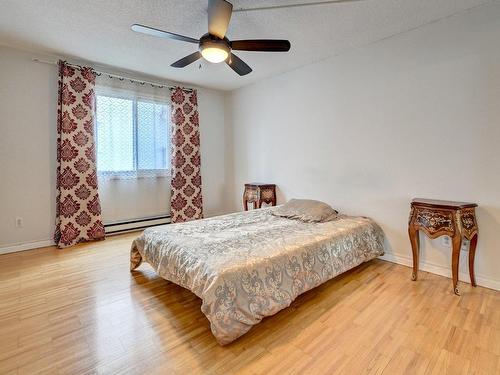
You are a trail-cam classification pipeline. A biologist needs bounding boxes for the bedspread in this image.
[130,207,385,345]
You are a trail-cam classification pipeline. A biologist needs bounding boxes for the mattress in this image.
[130,206,385,345]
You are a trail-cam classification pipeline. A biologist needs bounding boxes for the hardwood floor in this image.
[0,233,499,375]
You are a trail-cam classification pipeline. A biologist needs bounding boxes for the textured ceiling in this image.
[0,0,494,90]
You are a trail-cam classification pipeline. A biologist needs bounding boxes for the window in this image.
[95,93,170,178]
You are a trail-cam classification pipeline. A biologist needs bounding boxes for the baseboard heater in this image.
[104,215,171,235]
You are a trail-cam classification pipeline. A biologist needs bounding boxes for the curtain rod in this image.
[32,57,193,91]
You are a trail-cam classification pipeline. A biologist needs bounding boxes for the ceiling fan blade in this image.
[226,53,252,76]
[231,39,291,52]
[131,24,199,44]
[208,0,233,39]
[233,0,365,12]
[171,52,202,68]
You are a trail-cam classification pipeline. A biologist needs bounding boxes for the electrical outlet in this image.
[441,236,451,247]
[441,236,469,251]
[461,239,470,252]
[15,217,24,228]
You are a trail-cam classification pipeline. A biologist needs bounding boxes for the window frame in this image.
[95,88,171,180]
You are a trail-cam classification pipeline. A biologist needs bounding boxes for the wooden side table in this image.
[243,183,277,211]
[408,198,478,295]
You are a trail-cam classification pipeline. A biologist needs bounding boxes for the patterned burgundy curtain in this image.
[54,61,105,248]
[170,87,203,223]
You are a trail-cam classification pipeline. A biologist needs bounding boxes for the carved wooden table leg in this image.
[451,233,462,295]
[468,233,478,287]
[408,227,420,281]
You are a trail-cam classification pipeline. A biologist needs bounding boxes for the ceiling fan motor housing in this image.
[199,33,231,56]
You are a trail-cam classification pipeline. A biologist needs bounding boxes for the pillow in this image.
[271,199,338,223]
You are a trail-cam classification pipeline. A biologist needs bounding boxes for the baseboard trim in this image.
[0,216,169,255]
[379,253,500,291]
[0,239,55,255]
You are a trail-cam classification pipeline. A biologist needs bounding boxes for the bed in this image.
[130,206,385,345]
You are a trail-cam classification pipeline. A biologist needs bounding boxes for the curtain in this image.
[55,61,105,248]
[170,87,203,223]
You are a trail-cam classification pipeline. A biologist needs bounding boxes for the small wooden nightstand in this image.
[243,183,277,211]
[408,198,479,295]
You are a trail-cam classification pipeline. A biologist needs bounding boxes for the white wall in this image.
[225,3,500,290]
[0,45,227,250]
[0,46,57,250]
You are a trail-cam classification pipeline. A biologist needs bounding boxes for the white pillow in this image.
[271,199,338,223]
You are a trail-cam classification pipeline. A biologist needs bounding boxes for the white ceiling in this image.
[0,0,493,91]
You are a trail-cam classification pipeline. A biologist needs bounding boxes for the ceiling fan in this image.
[131,0,291,76]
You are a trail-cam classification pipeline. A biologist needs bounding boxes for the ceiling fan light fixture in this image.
[199,36,231,63]
[201,46,229,63]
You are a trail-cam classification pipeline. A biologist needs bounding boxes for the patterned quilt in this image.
[130,207,385,345]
